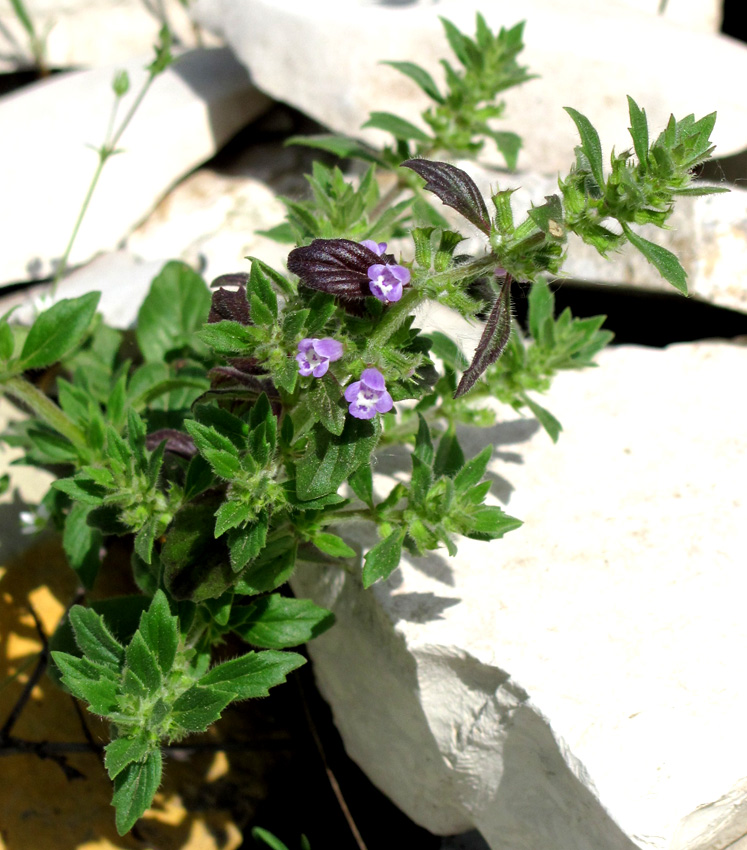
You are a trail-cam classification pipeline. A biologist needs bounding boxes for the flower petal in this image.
[313,338,343,360]
[344,381,362,402]
[360,368,386,392]
[374,391,394,413]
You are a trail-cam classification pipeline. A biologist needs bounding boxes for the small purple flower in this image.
[360,239,388,256]
[344,368,394,420]
[367,263,410,303]
[296,337,343,378]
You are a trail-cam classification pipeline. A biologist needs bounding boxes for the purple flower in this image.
[367,263,410,303]
[296,337,343,377]
[360,239,388,256]
[344,368,394,420]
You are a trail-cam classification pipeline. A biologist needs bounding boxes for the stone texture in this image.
[291,340,747,850]
[0,47,271,286]
[124,141,306,286]
[0,0,220,72]
[191,0,746,174]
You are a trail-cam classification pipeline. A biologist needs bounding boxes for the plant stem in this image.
[53,70,158,286]
[366,287,423,352]
[2,376,88,450]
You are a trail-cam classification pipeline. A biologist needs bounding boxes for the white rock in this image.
[291,340,747,850]
[125,145,301,285]
[191,0,746,174]
[7,251,172,329]
[0,0,220,72]
[0,47,271,286]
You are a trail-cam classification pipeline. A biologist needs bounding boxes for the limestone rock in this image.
[125,141,306,285]
[0,0,220,72]
[0,47,271,286]
[191,0,746,174]
[291,340,747,850]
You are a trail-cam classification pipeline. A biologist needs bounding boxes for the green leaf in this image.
[307,374,346,436]
[196,319,256,355]
[465,506,522,540]
[69,606,125,670]
[362,527,406,588]
[383,61,444,103]
[214,498,253,538]
[0,320,14,361]
[124,631,162,691]
[134,517,159,565]
[200,650,306,699]
[363,111,431,142]
[50,652,119,714]
[564,106,605,191]
[18,292,100,370]
[105,732,153,780]
[527,278,555,346]
[161,493,236,603]
[231,595,334,649]
[313,532,356,559]
[228,512,269,572]
[136,591,178,675]
[170,685,232,734]
[238,540,297,595]
[426,331,469,371]
[348,463,373,508]
[112,750,163,835]
[136,261,210,362]
[454,446,492,490]
[434,427,465,478]
[285,134,383,163]
[490,130,522,171]
[523,396,562,443]
[251,827,292,850]
[621,223,688,294]
[626,95,649,170]
[62,503,103,589]
[296,418,379,502]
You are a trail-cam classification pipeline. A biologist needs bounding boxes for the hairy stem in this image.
[2,376,88,450]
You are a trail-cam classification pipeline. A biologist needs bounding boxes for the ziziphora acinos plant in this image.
[0,14,725,835]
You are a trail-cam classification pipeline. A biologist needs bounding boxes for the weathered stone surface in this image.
[191,0,745,174]
[125,143,301,285]
[291,340,747,850]
[0,0,220,72]
[0,47,270,286]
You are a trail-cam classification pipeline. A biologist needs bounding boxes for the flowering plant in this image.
[0,14,724,835]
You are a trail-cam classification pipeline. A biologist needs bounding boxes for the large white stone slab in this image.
[191,0,746,174]
[0,0,220,72]
[0,47,271,286]
[291,340,747,850]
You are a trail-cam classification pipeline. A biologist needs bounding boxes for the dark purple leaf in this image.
[145,429,197,457]
[402,159,491,235]
[287,239,394,298]
[208,366,280,398]
[210,273,250,289]
[208,287,251,325]
[455,276,513,398]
